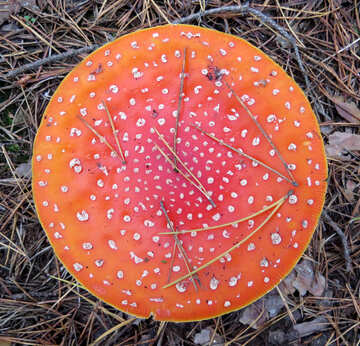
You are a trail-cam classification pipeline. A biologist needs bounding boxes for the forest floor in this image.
[0,1,359,345]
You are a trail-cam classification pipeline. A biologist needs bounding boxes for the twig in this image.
[102,101,126,164]
[323,211,353,272]
[5,45,99,79]
[173,47,187,170]
[193,125,295,186]
[160,201,198,291]
[224,81,298,187]
[163,190,291,289]
[172,3,311,91]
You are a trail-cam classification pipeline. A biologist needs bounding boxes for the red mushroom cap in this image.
[32,24,327,322]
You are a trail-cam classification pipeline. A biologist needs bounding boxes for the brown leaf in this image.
[344,179,357,202]
[239,299,268,329]
[278,270,297,295]
[293,260,326,297]
[293,317,328,338]
[332,95,360,123]
[326,131,360,160]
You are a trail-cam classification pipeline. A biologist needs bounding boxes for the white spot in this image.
[133,233,141,241]
[289,195,298,205]
[210,277,219,290]
[252,137,260,146]
[247,242,256,251]
[212,213,221,221]
[130,251,143,264]
[271,232,282,245]
[69,158,82,174]
[109,85,119,93]
[70,128,82,137]
[76,210,89,222]
[240,179,247,186]
[73,263,83,272]
[95,259,104,267]
[229,277,238,287]
[260,258,269,267]
[288,143,297,151]
[176,282,187,293]
[136,118,146,127]
[108,239,118,250]
[82,242,93,250]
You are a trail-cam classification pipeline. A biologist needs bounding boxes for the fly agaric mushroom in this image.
[32,24,327,322]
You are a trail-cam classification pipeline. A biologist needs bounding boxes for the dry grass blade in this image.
[102,100,126,164]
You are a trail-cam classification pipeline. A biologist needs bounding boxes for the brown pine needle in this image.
[224,81,298,187]
[162,190,291,289]
[77,115,118,156]
[174,47,187,169]
[192,124,294,186]
[154,143,214,205]
[102,100,126,164]
[158,192,289,235]
[154,127,216,207]
[160,201,198,291]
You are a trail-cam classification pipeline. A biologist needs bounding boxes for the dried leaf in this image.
[194,329,211,345]
[278,270,297,295]
[332,95,360,123]
[15,161,32,178]
[293,317,328,338]
[194,328,224,346]
[326,131,360,160]
[293,260,326,297]
[344,180,357,202]
[239,299,268,329]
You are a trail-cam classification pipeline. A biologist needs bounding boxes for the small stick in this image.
[174,47,187,169]
[193,124,295,186]
[102,100,126,164]
[5,45,99,79]
[154,143,214,206]
[160,201,198,291]
[163,190,290,289]
[323,211,353,272]
[77,116,118,157]
[154,127,216,207]
[224,81,298,187]
[158,192,291,235]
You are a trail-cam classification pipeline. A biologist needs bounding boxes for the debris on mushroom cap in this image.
[32,24,327,322]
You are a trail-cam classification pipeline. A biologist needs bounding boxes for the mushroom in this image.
[32,24,327,322]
